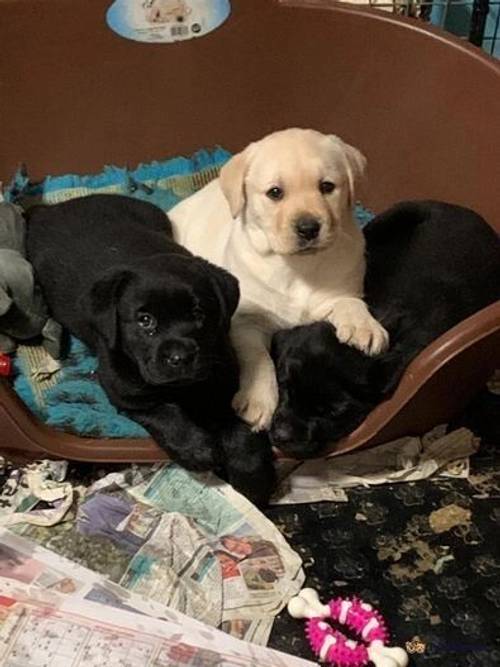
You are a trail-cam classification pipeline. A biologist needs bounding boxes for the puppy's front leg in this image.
[327,297,389,356]
[230,317,278,431]
[134,404,218,471]
[219,422,276,506]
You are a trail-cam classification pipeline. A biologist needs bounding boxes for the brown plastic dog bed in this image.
[1,0,499,463]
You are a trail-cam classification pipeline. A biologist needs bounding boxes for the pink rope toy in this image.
[287,588,408,667]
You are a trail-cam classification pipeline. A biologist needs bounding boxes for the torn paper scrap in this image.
[272,427,479,504]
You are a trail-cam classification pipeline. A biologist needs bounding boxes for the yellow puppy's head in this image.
[219,128,366,256]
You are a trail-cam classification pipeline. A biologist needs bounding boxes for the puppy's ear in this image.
[219,146,254,218]
[329,343,380,401]
[329,135,367,207]
[83,269,133,348]
[270,329,293,364]
[199,259,240,327]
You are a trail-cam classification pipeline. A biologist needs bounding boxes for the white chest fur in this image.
[225,222,366,329]
[169,179,366,331]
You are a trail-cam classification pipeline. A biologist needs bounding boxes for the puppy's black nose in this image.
[270,421,294,444]
[161,339,198,369]
[166,349,196,368]
[296,217,321,241]
[166,352,185,367]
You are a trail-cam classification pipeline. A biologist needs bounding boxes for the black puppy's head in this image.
[86,254,239,386]
[270,322,379,458]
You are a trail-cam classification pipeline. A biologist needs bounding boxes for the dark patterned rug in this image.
[266,389,500,666]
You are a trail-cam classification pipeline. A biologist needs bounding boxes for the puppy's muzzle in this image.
[270,410,328,458]
[269,419,295,445]
[159,338,198,371]
[295,217,321,244]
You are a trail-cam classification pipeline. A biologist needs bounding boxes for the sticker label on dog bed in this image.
[107,0,231,43]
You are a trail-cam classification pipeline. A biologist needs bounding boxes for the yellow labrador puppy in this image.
[169,128,389,430]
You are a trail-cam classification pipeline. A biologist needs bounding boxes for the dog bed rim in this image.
[1,300,498,463]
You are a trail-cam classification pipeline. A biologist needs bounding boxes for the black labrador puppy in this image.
[270,201,500,457]
[26,194,275,504]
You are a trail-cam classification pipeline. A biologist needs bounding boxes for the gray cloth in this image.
[0,201,25,252]
[0,201,62,358]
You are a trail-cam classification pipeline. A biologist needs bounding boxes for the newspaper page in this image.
[0,460,74,528]
[272,427,478,504]
[0,579,316,667]
[125,465,305,619]
[7,463,304,645]
[0,527,216,621]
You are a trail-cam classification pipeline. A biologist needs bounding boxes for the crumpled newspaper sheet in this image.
[1,461,304,646]
[0,460,76,527]
[272,426,479,504]
[0,578,315,667]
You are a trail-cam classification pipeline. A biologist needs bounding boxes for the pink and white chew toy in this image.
[287,588,408,667]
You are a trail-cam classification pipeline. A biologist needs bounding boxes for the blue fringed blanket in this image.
[8,148,374,438]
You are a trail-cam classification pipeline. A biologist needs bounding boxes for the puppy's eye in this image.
[266,186,284,201]
[319,181,336,195]
[137,312,157,331]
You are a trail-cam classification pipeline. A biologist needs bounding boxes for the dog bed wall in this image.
[1,0,499,462]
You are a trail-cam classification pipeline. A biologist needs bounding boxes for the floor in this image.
[266,390,500,666]
[1,391,498,666]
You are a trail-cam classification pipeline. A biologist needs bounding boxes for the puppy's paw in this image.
[336,316,389,356]
[223,429,277,506]
[176,449,216,472]
[228,461,276,507]
[173,434,217,472]
[232,380,278,432]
